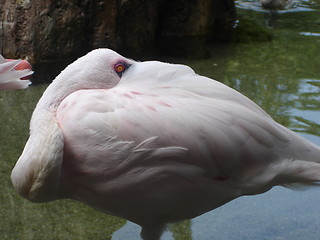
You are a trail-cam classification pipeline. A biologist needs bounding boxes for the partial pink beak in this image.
[6,59,33,80]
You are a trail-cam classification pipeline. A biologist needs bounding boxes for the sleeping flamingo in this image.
[0,54,33,90]
[11,48,320,240]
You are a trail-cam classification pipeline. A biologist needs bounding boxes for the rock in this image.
[1,0,87,63]
[0,0,236,63]
[157,0,236,58]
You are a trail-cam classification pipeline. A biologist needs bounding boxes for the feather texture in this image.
[12,48,320,240]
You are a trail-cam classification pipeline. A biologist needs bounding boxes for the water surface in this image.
[0,1,319,239]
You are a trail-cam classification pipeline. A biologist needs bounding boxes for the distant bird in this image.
[260,0,290,10]
[11,49,320,240]
[0,54,33,90]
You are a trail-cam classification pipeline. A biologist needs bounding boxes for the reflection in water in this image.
[300,32,320,37]
[0,1,320,240]
[169,220,192,240]
[235,0,314,12]
[291,79,320,136]
[235,0,316,27]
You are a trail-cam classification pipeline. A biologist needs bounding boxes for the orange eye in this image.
[114,62,131,77]
[116,65,124,72]
[114,63,126,73]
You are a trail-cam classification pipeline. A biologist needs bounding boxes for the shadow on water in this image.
[0,0,320,239]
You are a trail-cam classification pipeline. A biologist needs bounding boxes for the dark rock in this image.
[0,0,236,63]
[157,0,236,58]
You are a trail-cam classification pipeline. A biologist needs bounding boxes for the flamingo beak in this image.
[6,59,33,80]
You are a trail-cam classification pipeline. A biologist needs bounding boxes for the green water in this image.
[1,1,320,239]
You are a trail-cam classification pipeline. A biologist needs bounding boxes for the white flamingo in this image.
[11,48,320,240]
[0,54,33,90]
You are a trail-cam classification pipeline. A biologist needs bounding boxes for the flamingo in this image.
[0,54,33,90]
[259,0,290,10]
[11,48,320,240]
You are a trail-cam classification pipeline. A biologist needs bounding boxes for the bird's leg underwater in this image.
[140,224,166,240]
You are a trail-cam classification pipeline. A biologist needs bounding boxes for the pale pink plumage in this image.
[11,49,320,240]
[0,54,33,90]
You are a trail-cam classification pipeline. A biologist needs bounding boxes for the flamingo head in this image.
[51,49,134,94]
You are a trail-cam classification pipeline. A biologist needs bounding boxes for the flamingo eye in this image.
[114,62,130,77]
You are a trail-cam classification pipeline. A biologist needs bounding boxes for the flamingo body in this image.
[11,49,320,240]
[0,54,33,90]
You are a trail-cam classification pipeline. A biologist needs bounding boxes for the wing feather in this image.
[55,60,320,221]
[56,67,294,182]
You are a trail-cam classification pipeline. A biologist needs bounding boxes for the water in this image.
[0,1,320,239]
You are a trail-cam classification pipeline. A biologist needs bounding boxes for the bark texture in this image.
[0,0,236,62]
